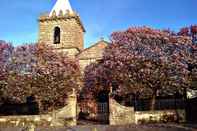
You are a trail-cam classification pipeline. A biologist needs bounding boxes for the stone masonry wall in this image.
[109,98,135,125]
[0,91,77,128]
[38,14,84,56]
[77,40,107,60]
[55,48,80,58]
[109,97,186,125]
[79,59,97,72]
[77,40,108,71]
[135,110,186,124]
[109,98,186,125]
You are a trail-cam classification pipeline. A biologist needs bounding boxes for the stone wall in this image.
[0,91,77,128]
[135,110,186,124]
[79,59,97,72]
[38,13,84,56]
[55,48,80,58]
[109,98,135,125]
[77,40,107,60]
[109,98,186,125]
[77,40,108,71]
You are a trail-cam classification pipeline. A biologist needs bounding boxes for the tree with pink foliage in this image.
[178,25,197,90]
[84,27,194,110]
[0,41,13,104]
[178,25,197,45]
[34,43,82,112]
[0,40,13,72]
[0,43,81,113]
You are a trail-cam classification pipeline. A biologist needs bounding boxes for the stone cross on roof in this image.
[49,0,73,17]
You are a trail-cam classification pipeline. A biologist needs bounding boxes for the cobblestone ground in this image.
[1,124,196,131]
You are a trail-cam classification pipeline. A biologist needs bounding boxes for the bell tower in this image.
[38,0,85,57]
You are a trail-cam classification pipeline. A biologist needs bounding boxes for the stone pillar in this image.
[67,88,77,126]
[109,98,135,125]
[51,89,77,127]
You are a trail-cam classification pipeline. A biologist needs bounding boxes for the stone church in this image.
[38,0,108,71]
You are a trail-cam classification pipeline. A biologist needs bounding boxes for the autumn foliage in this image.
[0,42,81,113]
[84,27,196,110]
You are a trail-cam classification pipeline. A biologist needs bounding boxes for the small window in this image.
[54,27,60,44]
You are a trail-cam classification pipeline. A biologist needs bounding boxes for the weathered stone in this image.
[51,90,77,127]
[109,98,186,125]
[109,98,135,125]
[0,90,77,128]
[38,13,85,57]
[77,40,108,71]
[135,110,186,124]
[38,8,108,72]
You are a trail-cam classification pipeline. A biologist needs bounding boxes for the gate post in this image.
[109,97,135,125]
[51,88,77,126]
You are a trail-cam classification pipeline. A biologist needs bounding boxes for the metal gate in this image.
[97,102,109,124]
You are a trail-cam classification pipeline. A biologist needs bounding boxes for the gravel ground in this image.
[36,125,196,131]
[1,124,197,131]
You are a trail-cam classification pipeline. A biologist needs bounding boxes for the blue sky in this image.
[0,0,197,47]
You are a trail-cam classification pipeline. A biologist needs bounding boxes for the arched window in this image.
[54,27,60,44]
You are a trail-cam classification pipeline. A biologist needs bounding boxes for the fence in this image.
[134,99,185,111]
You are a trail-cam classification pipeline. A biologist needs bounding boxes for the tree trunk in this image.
[150,90,157,111]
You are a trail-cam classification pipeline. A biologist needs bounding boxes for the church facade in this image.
[38,0,108,71]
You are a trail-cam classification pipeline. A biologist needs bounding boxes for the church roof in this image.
[49,0,73,17]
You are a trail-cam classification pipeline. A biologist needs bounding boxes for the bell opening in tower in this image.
[54,27,61,44]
